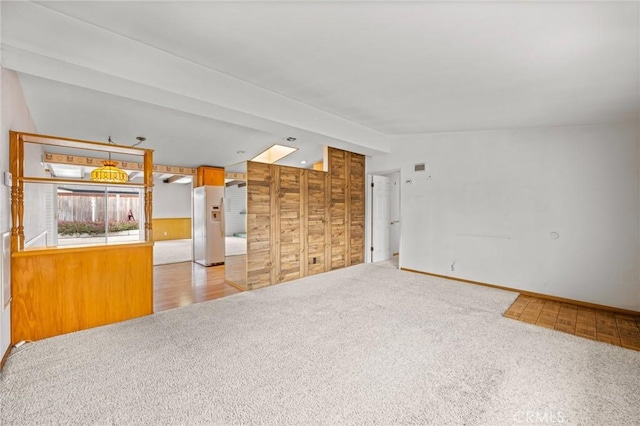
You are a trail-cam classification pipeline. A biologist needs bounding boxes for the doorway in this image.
[370,170,401,265]
[152,174,194,265]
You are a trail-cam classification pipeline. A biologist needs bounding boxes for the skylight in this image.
[251,144,298,164]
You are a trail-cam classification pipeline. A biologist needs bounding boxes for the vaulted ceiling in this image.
[2,1,638,167]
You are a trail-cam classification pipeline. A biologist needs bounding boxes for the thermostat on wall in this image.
[3,172,11,187]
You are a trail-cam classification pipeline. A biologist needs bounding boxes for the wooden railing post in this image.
[144,150,154,241]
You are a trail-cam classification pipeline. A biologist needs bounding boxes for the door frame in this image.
[366,169,401,265]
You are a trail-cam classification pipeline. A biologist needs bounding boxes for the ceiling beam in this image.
[1,1,390,154]
[128,171,142,180]
[23,132,145,156]
[163,175,186,184]
[4,46,388,156]
[225,179,245,187]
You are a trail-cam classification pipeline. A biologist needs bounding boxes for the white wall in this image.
[22,143,48,246]
[152,180,192,218]
[1,68,38,358]
[369,123,640,311]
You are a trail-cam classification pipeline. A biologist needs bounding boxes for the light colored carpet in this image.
[153,239,192,265]
[225,236,247,257]
[2,262,639,425]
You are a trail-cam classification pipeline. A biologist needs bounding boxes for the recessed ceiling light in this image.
[251,144,298,164]
[300,160,307,164]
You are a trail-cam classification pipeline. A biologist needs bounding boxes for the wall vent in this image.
[414,163,426,172]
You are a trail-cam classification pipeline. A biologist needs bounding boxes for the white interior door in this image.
[372,175,392,262]
[389,173,400,255]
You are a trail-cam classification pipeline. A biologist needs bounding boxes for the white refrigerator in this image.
[193,185,225,266]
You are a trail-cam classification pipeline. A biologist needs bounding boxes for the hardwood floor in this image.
[224,254,247,289]
[504,295,640,351]
[153,262,241,312]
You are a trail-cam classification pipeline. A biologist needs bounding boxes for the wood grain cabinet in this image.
[196,166,224,187]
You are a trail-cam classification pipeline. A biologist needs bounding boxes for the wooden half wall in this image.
[246,147,365,290]
[153,218,192,241]
[12,242,153,343]
[9,131,155,345]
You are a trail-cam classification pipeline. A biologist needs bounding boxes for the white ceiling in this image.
[2,1,639,163]
[18,74,324,168]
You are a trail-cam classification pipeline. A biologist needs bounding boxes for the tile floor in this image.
[504,295,640,351]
